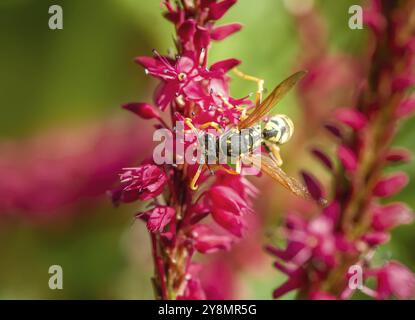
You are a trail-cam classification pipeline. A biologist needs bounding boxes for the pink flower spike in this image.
[210,58,241,73]
[301,171,324,202]
[211,23,243,41]
[311,148,333,170]
[372,203,413,231]
[208,0,237,21]
[334,108,367,130]
[142,206,175,233]
[396,97,415,118]
[385,148,412,163]
[337,144,358,172]
[122,102,161,120]
[373,172,409,198]
[190,224,233,254]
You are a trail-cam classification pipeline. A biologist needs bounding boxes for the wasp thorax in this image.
[262,115,294,144]
[177,72,187,81]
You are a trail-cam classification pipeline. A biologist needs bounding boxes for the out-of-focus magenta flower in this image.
[114,165,167,204]
[0,120,149,217]
[190,224,233,254]
[269,0,415,300]
[367,261,415,299]
[267,211,343,299]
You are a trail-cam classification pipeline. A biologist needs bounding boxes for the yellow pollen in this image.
[178,72,187,81]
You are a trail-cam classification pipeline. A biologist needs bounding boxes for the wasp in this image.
[185,70,318,203]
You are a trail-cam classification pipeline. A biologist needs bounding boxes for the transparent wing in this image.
[242,152,312,201]
[238,71,306,129]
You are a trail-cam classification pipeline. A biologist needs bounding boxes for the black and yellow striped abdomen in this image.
[262,115,294,144]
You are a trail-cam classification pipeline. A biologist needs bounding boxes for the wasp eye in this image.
[177,72,187,81]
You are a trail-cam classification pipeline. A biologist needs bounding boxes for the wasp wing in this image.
[242,152,314,202]
[238,71,306,129]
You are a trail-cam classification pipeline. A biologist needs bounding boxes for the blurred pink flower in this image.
[0,120,150,217]
[269,0,415,300]
[367,261,415,299]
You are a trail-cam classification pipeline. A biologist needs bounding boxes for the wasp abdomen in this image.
[263,115,294,144]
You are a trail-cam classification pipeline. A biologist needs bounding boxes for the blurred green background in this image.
[0,0,414,299]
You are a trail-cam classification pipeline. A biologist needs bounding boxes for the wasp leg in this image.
[209,164,239,175]
[269,143,283,166]
[216,93,236,110]
[198,121,223,133]
[190,164,204,191]
[233,68,264,106]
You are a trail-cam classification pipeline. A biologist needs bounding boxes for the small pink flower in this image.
[136,53,205,110]
[370,261,415,300]
[116,165,167,203]
[140,206,175,233]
